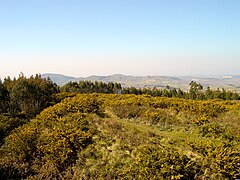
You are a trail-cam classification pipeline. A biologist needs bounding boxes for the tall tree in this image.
[5,74,59,117]
[0,80,10,113]
[189,81,203,100]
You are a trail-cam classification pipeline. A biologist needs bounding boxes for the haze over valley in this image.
[42,73,240,92]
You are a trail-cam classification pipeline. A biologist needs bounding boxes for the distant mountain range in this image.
[42,73,240,92]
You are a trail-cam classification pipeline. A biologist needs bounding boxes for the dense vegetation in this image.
[1,74,59,116]
[0,75,240,179]
[0,74,59,146]
[61,80,240,100]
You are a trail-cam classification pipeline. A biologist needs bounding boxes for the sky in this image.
[0,0,240,78]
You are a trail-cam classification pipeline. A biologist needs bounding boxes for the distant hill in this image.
[42,73,240,92]
[41,73,186,88]
[42,73,82,85]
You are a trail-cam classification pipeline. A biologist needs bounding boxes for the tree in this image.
[6,74,59,117]
[205,86,213,99]
[189,81,203,100]
[0,80,9,113]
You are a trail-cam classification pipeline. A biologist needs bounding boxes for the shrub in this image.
[120,145,201,179]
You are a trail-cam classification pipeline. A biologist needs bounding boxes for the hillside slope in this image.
[0,94,240,179]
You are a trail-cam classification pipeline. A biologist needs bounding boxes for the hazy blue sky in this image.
[0,0,240,78]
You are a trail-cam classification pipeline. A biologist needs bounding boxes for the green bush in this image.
[0,94,101,179]
[1,94,240,179]
[120,145,200,179]
[109,105,146,119]
[0,114,26,145]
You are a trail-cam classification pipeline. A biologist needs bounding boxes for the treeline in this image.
[1,75,239,118]
[0,74,59,117]
[0,75,239,117]
[61,80,240,100]
[61,80,122,94]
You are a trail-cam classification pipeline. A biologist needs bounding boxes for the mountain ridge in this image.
[42,73,240,91]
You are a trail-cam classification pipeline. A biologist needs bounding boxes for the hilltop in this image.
[1,94,239,179]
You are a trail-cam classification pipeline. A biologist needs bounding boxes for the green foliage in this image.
[61,80,122,94]
[109,105,146,119]
[0,94,101,179]
[1,74,59,117]
[0,93,240,179]
[203,143,240,179]
[0,115,25,145]
[144,109,177,128]
[60,80,240,100]
[189,81,203,100]
[199,122,233,139]
[186,139,240,179]
[120,145,200,179]
[52,91,78,103]
[0,80,9,113]
[34,113,95,179]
